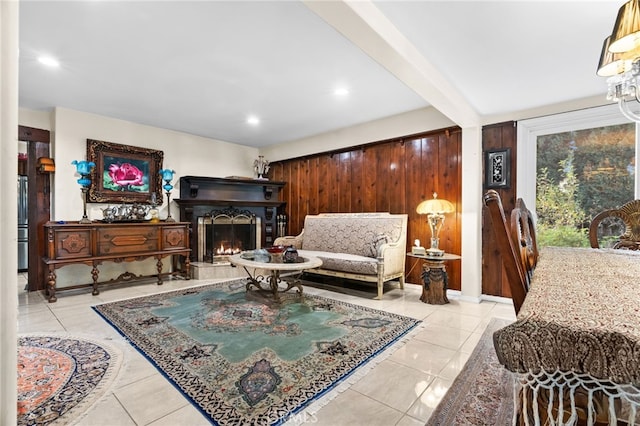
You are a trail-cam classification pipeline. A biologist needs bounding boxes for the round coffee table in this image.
[229,251,322,301]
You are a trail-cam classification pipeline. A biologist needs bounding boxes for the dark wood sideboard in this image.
[43,221,191,302]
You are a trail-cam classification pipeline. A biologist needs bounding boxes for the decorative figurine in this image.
[254,156,270,180]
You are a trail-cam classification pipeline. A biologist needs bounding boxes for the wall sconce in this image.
[416,192,455,256]
[37,157,56,173]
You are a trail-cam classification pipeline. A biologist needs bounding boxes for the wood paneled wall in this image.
[269,127,462,290]
[482,121,517,298]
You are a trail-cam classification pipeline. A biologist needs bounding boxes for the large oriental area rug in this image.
[427,318,515,426]
[93,279,419,425]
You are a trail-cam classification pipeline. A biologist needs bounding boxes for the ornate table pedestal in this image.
[407,252,461,304]
[229,251,322,302]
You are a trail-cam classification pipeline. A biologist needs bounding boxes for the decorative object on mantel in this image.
[416,192,455,256]
[597,0,640,122]
[159,168,176,222]
[100,203,151,222]
[253,155,270,180]
[72,160,96,224]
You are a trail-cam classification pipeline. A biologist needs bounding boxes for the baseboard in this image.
[445,289,513,306]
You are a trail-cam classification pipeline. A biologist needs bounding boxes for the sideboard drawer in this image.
[97,227,158,255]
[161,226,188,250]
[51,229,92,259]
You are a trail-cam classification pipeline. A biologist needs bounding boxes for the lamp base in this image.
[79,217,92,224]
[164,189,175,222]
[426,247,445,256]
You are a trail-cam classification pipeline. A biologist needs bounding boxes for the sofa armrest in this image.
[378,240,406,275]
[274,229,304,249]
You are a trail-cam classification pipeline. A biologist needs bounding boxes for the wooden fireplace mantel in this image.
[175,176,287,261]
[179,176,286,201]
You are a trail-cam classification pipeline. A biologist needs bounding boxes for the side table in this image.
[406,252,461,304]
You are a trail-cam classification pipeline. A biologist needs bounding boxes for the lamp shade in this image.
[597,36,632,76]
[610,0,640,53]
[416,193,455,215]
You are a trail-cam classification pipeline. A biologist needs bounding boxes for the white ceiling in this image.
[18,1,622,148]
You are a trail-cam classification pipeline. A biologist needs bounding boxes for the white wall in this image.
[1,1,19,422]
[18,107,51,131]
[51,107,259,221]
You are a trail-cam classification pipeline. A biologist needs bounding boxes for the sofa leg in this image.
[399,275,405,289]
[375,285,383,300]
[375,277,384,300]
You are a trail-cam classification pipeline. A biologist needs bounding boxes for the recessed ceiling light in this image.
[247,115,260,126]
[37,56,60,68]
[334,87,349,96]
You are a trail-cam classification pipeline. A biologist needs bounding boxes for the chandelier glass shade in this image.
[599,0,640,122]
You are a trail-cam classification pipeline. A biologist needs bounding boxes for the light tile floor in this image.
[17,273,516,426]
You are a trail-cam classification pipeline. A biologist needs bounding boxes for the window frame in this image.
[516,104,640,215]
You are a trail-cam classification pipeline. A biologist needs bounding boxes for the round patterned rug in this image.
[17,335,122,426]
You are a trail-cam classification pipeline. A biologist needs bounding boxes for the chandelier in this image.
[598,0,640,122]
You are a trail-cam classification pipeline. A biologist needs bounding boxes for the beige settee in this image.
[274,213,408,299]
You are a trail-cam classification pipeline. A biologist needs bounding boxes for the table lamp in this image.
[72,160,96,224]
[416,192,455,256]
[159,169,176,222]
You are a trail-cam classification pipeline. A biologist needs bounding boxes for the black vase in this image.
[283,245,299,263]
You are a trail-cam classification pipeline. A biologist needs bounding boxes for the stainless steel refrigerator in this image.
[18,175,28,271]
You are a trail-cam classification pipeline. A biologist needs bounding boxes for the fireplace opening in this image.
[197,208,261,263]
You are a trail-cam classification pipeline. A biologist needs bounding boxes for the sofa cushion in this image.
[300,250,378,275]
[301,216,404,258]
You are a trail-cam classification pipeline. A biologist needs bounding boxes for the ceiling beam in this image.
[304,0,480,128]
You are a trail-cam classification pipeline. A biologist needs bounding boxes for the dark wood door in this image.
[19,126,51,292]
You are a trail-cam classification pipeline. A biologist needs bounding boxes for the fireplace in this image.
[197,207,262,262]
[175,176,287,263]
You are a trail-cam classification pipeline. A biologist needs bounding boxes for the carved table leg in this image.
[244,266,265,293]
[91,262,100,295]
[267,270,281,302]
[156,257,163,285]
[47,267,57,303]
[420,260,449,304]
[281,271,304,298]
[183,256,191,280]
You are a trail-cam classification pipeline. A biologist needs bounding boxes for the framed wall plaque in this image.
[485,148,511,189]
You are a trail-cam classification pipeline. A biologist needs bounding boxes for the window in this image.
[518,104,640,247]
